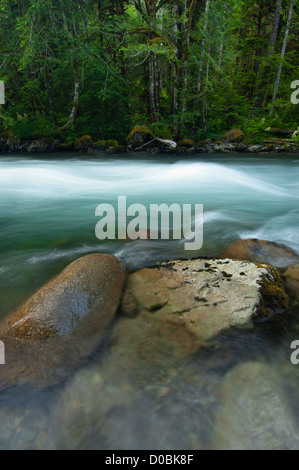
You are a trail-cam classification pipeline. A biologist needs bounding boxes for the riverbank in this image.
[1,127,299,156]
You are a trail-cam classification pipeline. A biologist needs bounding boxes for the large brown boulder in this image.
[219,239,299,271]
[0,254,127,390]
[120,259,288,358]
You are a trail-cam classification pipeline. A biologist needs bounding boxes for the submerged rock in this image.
[212,362,299,450]
[0,254,127,390]
[220,239,299,271]
[121,259,288,358]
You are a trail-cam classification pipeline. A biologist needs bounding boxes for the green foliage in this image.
[0,0,298,143]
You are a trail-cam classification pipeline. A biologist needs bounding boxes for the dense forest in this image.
[0,0,298,144]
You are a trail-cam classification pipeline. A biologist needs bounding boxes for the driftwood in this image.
[134,136,177,151]
[155,137,177,149]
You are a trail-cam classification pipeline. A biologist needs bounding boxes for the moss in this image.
[126,125,154,143]
[74,135,94,151]
[254,265,289,320]
[197,139,212,146]
[96,140,107,148]
[222,129,245,143]
[178,139,194,147]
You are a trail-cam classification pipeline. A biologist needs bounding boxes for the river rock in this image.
[126,125,154,149]
[221,129,245,143]
[0,254,127,390]
[120,259,288,357]
[74,135,94,152]
[283,264,299,302]
[212,361,299,450]
[219,239,299,271]
[27,138,57,153]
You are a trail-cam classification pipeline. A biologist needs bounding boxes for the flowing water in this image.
[0,152,299,450]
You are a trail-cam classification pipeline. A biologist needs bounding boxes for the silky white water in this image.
[0,152,298,318]
[0,152,299,450]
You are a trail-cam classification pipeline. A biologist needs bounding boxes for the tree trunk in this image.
[173,0,179,135]
[268,0,282,57]
[197,0,210,93]
[270,0,294,115]
[59,62,80,131]
[255,0,282,108]
[149,52,157,121]
[148,0,159,122]
[181,0,197,124]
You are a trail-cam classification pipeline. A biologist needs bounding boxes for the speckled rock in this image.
[219,239,299,271]
[0,254,127,389]
[120,259,288,357]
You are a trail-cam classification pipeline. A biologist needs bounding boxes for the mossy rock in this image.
[95,140,107,149]
[177,139,194,148]
[96,139,120,150]
[196,139,213,146]
[126,125,154,148]
[74,135,94,152]
[221,129,245,143]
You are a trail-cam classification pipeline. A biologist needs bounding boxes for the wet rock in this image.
[212,362,299,450]
[0,254,127,389]
[219,239,299,271]
[121,259,288,357]
[212,142,236,152]
[247,144,262,153]
[283,264,299,302]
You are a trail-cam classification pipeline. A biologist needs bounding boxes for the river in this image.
[0,152,299,450]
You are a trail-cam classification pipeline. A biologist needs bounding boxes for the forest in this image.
[0,0,298,144]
